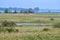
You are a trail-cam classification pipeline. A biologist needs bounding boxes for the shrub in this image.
[50,18,54,21]
[5,28,19,33]
[5,28,15,33]
[1,20,16,27]
[53,23,60,28]
[1,20,17,33]
[42,28,50,31]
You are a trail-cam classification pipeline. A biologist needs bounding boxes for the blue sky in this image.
[0,0,60,9]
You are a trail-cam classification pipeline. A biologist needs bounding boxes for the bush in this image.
[5,28,15,33]
[50,18,54,21]
[1,20,16,27]
[5,28,19,33]
[53,23,60,28]
[42,28,50,31]
[0,20,17,33]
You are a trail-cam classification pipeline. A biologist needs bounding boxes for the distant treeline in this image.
[0,7,40,13]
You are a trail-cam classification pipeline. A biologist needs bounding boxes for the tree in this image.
[4,8,9,13]
[20,8,34,13]
[20,10,23,13]
[20,9,27,13]
[28,8,34,13]
[14,10,17,13]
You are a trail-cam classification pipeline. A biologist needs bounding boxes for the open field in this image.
[0,13,60,21]
[0,13,60,40]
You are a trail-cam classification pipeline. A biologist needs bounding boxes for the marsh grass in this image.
[0,27,60,40]
[0,13,60,40]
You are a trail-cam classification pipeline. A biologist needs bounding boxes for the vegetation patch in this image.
[50,18,54,21]
[42,28,50,31]
[1,20,16,27]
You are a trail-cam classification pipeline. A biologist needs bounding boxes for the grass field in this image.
[0,27,60,40]
[0,13,60,40]
[0,13,60,21]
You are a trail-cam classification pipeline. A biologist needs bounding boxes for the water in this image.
[16,23,52,26]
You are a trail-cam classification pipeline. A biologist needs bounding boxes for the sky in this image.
[0,0,60,9]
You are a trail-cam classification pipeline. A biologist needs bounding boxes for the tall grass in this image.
[0,33,60,40]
